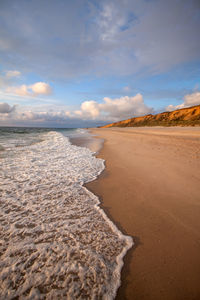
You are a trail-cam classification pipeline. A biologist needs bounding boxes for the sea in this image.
[0,127,133,300]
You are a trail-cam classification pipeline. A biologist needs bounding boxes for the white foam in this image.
[0,131,133,299]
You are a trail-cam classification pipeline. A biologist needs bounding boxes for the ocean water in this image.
[0,127,133,300]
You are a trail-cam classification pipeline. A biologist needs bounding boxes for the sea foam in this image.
[0,131,133,299]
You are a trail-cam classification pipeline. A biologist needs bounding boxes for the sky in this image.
[0,0,200,127]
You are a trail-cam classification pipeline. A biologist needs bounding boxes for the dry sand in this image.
[85,127,200,300]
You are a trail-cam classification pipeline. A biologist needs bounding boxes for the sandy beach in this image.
[82,127,200,300]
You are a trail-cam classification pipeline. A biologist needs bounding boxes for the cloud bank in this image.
[1,89,200,127]
[0,93,153,126]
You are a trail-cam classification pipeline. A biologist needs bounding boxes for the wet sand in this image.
[83,127,200,300]
[70,135,104,154]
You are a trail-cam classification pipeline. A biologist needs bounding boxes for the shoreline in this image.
[70,130,140,299]
[70,131,134,299]
[85,143,137,300]
[72,127,200,300]
[81,131,138,300]
[87,173,138,300]
[69,133,104,154]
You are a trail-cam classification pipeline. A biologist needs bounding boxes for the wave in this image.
[0,131,133,299]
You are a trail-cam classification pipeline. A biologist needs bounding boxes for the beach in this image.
[84,127,200,300]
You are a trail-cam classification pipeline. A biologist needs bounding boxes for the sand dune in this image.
[101,105,200,128]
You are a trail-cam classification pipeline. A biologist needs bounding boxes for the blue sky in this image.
[0,0,200,127]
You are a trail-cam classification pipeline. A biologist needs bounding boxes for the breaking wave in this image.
[0,131,133,299]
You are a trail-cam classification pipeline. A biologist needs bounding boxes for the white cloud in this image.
[75,94,153,121]
[9,84,29,96]
[0,70,52,98]
[0,102,16,114]
[184,92,200,107]
[165,104,184,111]
[101,94,150,118]
[30,82,52,95]
[7,82,52,97]
[5,70,21,78]
[166,91,200,111]
[77,100,100,119]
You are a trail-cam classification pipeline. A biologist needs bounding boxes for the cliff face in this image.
[101,105,200,128]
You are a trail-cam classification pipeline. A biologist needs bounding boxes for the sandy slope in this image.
[101,105,200,128]
[86,127,200,300]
